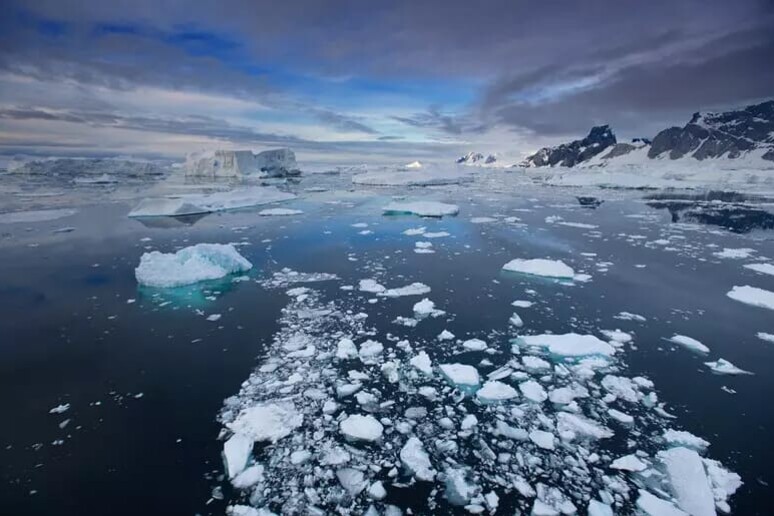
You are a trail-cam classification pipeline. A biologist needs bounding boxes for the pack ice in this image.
[135,243,252,288]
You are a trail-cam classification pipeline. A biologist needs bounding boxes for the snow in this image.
[258,208,303,216]
[476,380,518,402]
[0,208,77,224]
[704,358,753,375]
[135,243,252,288]
[659,447,716,516]
[439,363,480,389]
[611,454,647,472]
[340,414,384,442]
[226,402,303,443]
[128,187,296,217]
[223,433,253,478]
[400,437,435,481]
[668,334,710,353]
[744,262,774,276]
[726,285,774,310]
[502,258,575,279]
[518,333,616,358]
[382,201,460,217]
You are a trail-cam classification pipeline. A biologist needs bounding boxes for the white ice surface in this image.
[135,243,252,288]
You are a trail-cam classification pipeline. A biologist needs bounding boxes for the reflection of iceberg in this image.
[132,213,209,229]
[128,186,296,218]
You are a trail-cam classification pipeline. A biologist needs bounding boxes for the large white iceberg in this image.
[135,243,252,288]
[502,258,575,279]
[185,149,299,178]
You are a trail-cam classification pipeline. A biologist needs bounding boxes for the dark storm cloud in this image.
[1,0,772,153]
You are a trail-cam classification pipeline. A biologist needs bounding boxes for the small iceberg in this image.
[382,201,459,218]
[135,243,252,288]
[502,258,588,281]
[516,333,616,358]
[668,334,710,354]
[704,358,753,375]
[726,285,774,311]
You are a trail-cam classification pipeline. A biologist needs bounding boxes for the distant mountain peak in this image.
[456,152,498,166]
[521,125,617,167]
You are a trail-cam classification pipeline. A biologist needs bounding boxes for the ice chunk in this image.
[444,468,479,506]
[509,312,524,327]
[358,340,384,363]
[476,380,518,402]
[610,454,647,472]
[744,262,774,276]
[659,447,716,516]
[368,481,387,500]
[258,208,303,216]
[413,298,442,316]
[227,402,302,443]
[339,414,384,442]
[400,437,435,481]
[135,243,252,288]
[600,329,632,344]
[502,258,575,279]
[336,338,358,360]
[713,248,755,259]
[608,408,634,424]
[463,338,488,351]
[382,201,460,217]
[0,208,78,224]
[726,285,774,311]
[557,412,613,440]
[704,358,752,375]
[336,467,367,496]
[663,429,710,450]
[587,500,613,516]
[232,464,264,489]
[438,329,455,341]
[49,403,70,414]
[519,380,547,403]
[410,351,433,375]
[381,283,432,297]
[757,332,774,343]
[529,430,555,450]
[703,458,742,513]
[227,505,277,516]
[359,279,386,293]
[517,333,615,358]
[223,433,253,478]
[668,334,710,353]
[636,490,688,516]
[439,363,480,390]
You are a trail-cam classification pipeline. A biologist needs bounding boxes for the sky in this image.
[0,0,772,165]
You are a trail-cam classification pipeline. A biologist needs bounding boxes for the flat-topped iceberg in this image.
[185,148,299,178]
[382,201,459,218]
[502,258,576,279]
[726,285,774,311]
[128,186,296,218]
[439,363,480,391]
[517,333,616,358]
[226,402,303,443]
[135,243,252,288]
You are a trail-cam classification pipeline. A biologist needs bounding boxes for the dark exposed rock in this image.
[649,100,774,160]
[522,125,616,167]
[456,152,497,166]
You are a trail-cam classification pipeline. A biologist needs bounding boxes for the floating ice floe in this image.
[726,285,774,310]
[353,166,473,186]
[704,358,753,375]
[400,437,435,481]
[517,333,616,358]
[668,334,710,354]
[227,402,303,443]
[380,282,431,297]
[340,414,384,442]
[758,332,774,344]
[135,243,252,288]
[503,258,590,282]
[744,262,774,276]
[0,208,77,224]
[713,247,756,259]
[128,187,296,217]
[476,380,518,402]
[382,201,459,218]
[223,433,253,478]
[258,208,303,216]
[439,363,480,391]
[659,447,716,516]
[610,454,647,472]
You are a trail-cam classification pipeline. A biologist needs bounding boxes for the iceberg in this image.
[400,437,435,481]
[517,333,616,358]
[704,358,753,375]
[226,402,303,443]
[726,285,774,311]
[502,258,576,279]
[476,380,518,402]
[185,148,299,178]
[659,447,716,516]
[382,201,460,217]
[439,363,480,390]
[128,186,296,217]
[135,243,252,288]
[339,414,384,442]
[223,433,253,478]
[668,334,710,353]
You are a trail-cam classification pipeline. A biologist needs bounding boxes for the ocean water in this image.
[1,173,773,514]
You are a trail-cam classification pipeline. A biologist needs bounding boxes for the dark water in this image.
[1,183,773,514]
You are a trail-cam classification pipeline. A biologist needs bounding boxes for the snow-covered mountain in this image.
[520,125,616,167]
[519,100,774,169]
[456,152,498,166]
